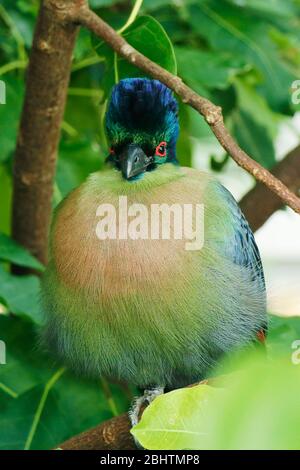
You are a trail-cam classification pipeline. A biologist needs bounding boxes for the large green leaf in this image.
[93,15,177,96]
[0,233,44,271]
[132,384,221,450]
[121,15,177,74]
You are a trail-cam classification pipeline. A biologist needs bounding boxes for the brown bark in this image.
[60,412,136,450]
[240,145,300,232]
[12,0,80,265]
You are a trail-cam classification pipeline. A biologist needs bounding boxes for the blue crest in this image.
[106,78,179,161]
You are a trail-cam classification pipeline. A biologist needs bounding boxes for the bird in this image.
[40,78,267,425]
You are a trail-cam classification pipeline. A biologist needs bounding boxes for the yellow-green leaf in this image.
[131,384,221,450]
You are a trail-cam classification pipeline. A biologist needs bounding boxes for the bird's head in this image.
[105,78,179,180]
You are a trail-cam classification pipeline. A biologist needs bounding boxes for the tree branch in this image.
[12,0,79,265]
[59,412,136,450]
[69,3,300,216]
[240,145,300,232]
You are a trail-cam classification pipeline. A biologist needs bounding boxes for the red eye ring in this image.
[109,147,115,155]
[155,141,167,158]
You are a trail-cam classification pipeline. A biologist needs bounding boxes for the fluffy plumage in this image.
[41,79,267,389]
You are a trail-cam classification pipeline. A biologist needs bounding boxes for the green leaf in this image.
[93,15,177,96]
[229,109,276,168]
[0,265,42,324]
[210,153,229,172]
[143,0,178,9]
[0,233,44,271]
[188,1,296,112]
[57,138,104,198]
[0,163,12,235]
[89,0,117,7]
[131,384,221,450]
[232,77,280,139]
[267,314,300,359]
[121,15,177,73]
[207,356,300,450]
[0,315,130,449]
[0,369,115,450]
[268,28,300,75]
[176,104,193,167]
[225,0,296,18]
[64,73,104,138]
[175,46,246,91]
[0,78,23,162]
[0,315,54,395]
[74,28,94,62]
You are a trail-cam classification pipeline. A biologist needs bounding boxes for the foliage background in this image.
[0,0,300,449]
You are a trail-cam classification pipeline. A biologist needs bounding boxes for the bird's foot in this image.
[129,387,164,449]
[129,386,164,427]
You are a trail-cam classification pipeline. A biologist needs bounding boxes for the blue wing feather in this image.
[219,184,266,291]
[217,184,267,336]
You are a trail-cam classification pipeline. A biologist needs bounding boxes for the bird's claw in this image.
[129,387,164,427]
[129,387,164,449]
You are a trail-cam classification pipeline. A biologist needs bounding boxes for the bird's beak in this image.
[119,144,152,180]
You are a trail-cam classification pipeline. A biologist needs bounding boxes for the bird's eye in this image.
[109,147,115,155]
[155,141,167,158]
